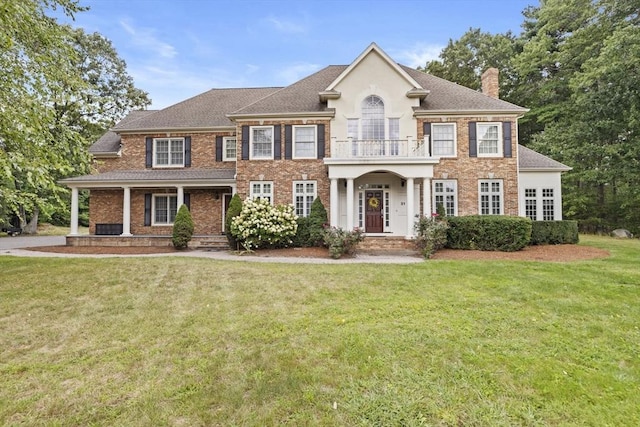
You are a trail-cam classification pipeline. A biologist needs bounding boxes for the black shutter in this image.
[241,125,249,160]
[215,136,223,162]
[317,124,325,159]
[145,137,153,167]
[468,122,477,158]
[184,193,190,211]
[284,125,293,159]
[502,122,512,158]
[273,125,281,160]
[184,136,191,167]
[144,193,152,226]
[423,122,432,157]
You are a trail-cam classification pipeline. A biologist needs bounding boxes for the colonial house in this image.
[61,43,570,247]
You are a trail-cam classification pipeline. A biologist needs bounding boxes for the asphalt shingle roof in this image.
[518,145,572,171]
[90,110,157,154]
[114,87,280,131]
[60,168,236,185]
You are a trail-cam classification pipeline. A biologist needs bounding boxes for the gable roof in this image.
[114,87,280,132]
[325,42,425,93]
[90,110,157,155]
[518,145,572,171]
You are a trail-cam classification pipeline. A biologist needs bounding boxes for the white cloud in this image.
[393,43,444,68]
[275,63,321,85]
[264,15,307,34]
[119,19,177,59]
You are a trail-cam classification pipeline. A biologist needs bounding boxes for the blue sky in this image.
[60,0,535,109]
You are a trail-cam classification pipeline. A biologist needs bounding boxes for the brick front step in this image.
[190,235,229,250]
[359,236,418,255]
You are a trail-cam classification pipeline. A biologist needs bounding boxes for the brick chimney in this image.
[481,68,499,99]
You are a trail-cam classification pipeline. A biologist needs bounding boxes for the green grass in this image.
[1,235,639,425]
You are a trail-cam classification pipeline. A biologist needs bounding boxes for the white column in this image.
[121,186,132,236]
[70,187,79,236]
[230,184,237,195]
[330,178,339,227]
[423,177,432,217]
[176,186,184,210]
[346,178,354,230]
[406,177,415,238]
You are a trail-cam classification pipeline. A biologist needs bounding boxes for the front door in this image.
[365,190,383,233]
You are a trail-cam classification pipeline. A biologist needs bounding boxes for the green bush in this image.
[308,198,328,246]
[322,226,365,259]
[447,215,532,252]
[225,194,243,249]
[172,204,194,250]
[414,215,449,259]
[230,198,297,250]
[530,220,579,245]
[292,216,312,247]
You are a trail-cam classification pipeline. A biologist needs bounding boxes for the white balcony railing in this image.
[331,137,431,159]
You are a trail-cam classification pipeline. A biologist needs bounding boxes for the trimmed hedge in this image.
[530,220,579,245]
[447,215,532,252]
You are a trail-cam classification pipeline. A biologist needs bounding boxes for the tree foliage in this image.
[0,0,149,233]
[419,0,640,233]
[172,204,194,250]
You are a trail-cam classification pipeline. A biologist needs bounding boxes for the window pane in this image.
[155,140,169,165]
[155,196,167,223]
[252,128,272,158]
[361,96,384,140]
[388,118,399,140]
[294,127,315,158]
[169,196,177,222]
[478,124,499,154]
[225,138,236,160]
[432,124,455,156]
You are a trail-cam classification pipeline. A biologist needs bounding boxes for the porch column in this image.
[121,186,132,236]
[70,187,79,236]
[346,178,354,230]
[176,186,184,210]
[423,177,432,217]
[330,178,339,227]
[406,177,415,238]
[230,184,237,195]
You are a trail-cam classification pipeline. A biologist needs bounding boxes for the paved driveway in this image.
[0,235,65,250]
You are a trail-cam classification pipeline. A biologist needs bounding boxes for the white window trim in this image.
[476,123,503,158]
[478,179,504,215]
[293,180,317,217]
[432,179,458,216]
[432,123,457,158]
[249,126,274,160]
[223,136,237,162]
[250,181,274,204]
[153,137,185,167]
[152,194,178,226]
[292,125,317,160]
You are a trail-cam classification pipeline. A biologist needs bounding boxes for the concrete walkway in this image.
[0,235,65,249]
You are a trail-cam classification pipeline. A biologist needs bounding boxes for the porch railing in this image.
[330,137,432,159]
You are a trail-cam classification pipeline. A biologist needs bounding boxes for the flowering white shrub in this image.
[230,198,298,250]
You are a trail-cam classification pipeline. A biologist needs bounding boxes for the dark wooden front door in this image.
[365,190,383,233]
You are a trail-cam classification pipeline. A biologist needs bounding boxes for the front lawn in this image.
[1,236,638,425]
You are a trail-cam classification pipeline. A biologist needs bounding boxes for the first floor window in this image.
[293,181,316,216]
[432,123,456,157]
[479,180,503,215]
[293,126,316,159]
[223,137,236,161]
[154,195,177,224]
[525,188,537,220]
[154,138,184,166]
[542,188,555,220]
[477,123,501,157]
[433,180,457,216]
[250,181,273,203]
[251,126,273,159]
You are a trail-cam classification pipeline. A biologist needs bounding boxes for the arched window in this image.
[361,95,385,140]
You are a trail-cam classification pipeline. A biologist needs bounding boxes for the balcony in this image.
[329,137,434,162]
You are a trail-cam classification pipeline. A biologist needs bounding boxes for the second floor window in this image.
[223,137,236,161]
[251,126,273,159]
[154,138,184,167]
[477,123,502,157]
[293,126,316,159]
[361,95,385,140]
[432,124,456,157]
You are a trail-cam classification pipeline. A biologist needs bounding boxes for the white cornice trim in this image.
[226,110,336,120]
[60,178,237,189]
[114,126,235,135]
